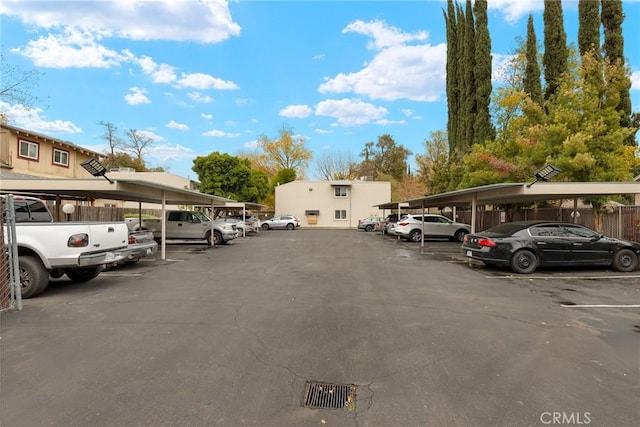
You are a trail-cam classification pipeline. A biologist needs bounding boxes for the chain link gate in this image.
[1,195,22,312]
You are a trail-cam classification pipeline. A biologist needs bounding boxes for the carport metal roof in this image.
[0,176,232,205]
[401,182,640,233]
[0,176,235,260]
[403,182,640,208]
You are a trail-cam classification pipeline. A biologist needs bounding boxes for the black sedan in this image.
[461,221,640,274]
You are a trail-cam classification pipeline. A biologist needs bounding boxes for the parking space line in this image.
[100,273,142,277]
[487,275,640,280]
[561,304,640,308]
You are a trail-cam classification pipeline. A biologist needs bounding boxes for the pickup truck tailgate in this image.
[87,222,129,250]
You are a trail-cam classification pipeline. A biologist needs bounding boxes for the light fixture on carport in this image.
[527,163,562,187]
[80,158,114,184]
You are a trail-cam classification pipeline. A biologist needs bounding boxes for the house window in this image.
[334,187,348,198]
[18,139,39,160]
[334,209,347,220]
[53,148,69,166]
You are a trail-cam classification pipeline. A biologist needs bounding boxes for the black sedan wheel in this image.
[510,250,538,274]
[612,249,638,272]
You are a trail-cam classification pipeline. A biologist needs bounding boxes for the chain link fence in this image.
[1,195,21,312]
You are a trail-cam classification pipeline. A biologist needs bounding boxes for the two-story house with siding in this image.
[0,123,102,179]
[274,180,391,229]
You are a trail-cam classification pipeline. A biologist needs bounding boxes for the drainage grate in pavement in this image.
[303,381,356,410]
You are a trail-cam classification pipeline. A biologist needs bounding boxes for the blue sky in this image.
[1,0,639,180]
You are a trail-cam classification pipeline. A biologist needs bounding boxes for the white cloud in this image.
[177,73,239,90]
[188,92,214,103]
[492,53,517,84]
[320,20,446,101]
[280,104,313,118]
[225,120,237,126]
[315,128,334,134]
[0,102,82,134]
[136,55,177,83]
[376,119,406,126]
[137,129,165,142]
[343,19,428,50]
[0,0,241,43]
[145,143,195,163]
[202,129,240,138]
[166,120,189,131]
[201,113,213,120]
[124,87,151,105]
[488,0,544,24]
[11,28,124,68]
[631,71,640,90]
[313,54,325,60]
[243,139,260,149]
[314,98,388,127]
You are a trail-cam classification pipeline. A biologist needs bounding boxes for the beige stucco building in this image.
[274,180,391,228]
[0,123,102,179]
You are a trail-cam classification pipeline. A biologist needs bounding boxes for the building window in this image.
[334,209,347,220]
[334,187,348,197]
[53,148,69,166]
[18,139,39,160]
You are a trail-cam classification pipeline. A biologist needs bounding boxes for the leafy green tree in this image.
[192,152,269,203]
[258,125,312,178]
[473,0,493,144]
[415,130,451,194]
[271,168,296,188]
[102,152,146,172]
[543,0,568,100]
[524,14,543,105]
[359,134,411,181]
[578,0,600,56]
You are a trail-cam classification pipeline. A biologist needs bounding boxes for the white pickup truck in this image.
[126,210,238,246]
[2,195,130,298]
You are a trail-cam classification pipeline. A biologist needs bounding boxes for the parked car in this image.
[261,214,300,230]
[218,216,258,236]
[461,221,640,274]
[382,213,407,235]
[393,214,471,242]
[358,216,385,232]
[122,229,158,265]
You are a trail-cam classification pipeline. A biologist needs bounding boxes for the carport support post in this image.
[161,192,167,260]
[420,200,425,250]
[471,194,477,233]
[573,199,578,224]
[211,201,215,242]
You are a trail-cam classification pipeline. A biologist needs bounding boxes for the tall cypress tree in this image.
[444,0,460,156]
[578,0,600,56]
[524,14,543,105]
[462,0,476,150]
[543,0,568,100]
[601,0,633,145]
[473,0,492,144]
[456,3,466,157]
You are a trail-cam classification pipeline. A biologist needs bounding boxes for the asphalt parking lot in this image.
[1,230,639,426]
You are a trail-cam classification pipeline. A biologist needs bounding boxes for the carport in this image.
[0,175,233,260]
[402,182,640,234]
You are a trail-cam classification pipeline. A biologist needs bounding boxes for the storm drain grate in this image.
[303,381,356,410]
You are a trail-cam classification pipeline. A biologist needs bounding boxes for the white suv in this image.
[393,214,470,242]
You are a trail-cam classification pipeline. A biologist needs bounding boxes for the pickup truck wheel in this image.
[205,231,214,247]
[19,256,49,299]
[65,266,102,282]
